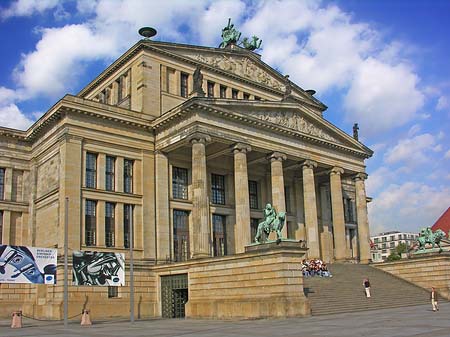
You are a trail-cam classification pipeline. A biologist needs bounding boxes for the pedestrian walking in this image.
[431,287,439,312]
[363,278,371,298]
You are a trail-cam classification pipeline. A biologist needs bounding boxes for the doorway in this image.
[161,274,188,318]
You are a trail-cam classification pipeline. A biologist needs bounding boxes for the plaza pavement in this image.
[0,302,448,337]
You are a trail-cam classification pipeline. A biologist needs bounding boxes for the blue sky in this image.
[0,0,449,235]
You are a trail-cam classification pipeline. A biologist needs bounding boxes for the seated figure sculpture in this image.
[254,203,285,243]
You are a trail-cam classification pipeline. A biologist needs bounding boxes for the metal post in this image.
[129,205,135,323]
[64,197,69,328]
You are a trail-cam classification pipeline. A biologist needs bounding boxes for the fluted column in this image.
[302,160,320,258]
[191,133,211,258]
[354,172,370,264]
[233,143,252,253]
[268,152,287,238]
[330,166,346,261]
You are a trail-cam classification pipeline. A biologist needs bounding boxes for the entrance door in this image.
[161,274,188,318]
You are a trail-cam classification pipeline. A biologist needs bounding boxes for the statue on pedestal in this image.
[254,203,285,243]
[415,227,446,253]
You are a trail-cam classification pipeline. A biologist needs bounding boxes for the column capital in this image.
[188,132,211,145]
[268,151,287,163]
[301,159,317,170]
[330,166,344,176]
[232,142,252,155]
[353,172,368,181]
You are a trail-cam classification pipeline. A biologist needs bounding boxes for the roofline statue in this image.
[219,18,262,52]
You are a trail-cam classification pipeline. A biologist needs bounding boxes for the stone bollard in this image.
[11,311,22,328]
[80,309,92,326]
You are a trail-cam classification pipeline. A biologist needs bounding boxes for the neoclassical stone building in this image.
[0,33,372,319]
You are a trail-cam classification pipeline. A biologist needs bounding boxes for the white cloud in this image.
[436,96,448,111]
[1,0,59,19]
[407,124,421,137]
[0,104,33,130]
[445,149,450,159]
[384,133,441,166]
[369,182,450,234]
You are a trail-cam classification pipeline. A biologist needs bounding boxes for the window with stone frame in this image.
[248,180,258,209]
[207,81,215,97]
[250,218,260,242]
[85,200,97,246]
[105,202,115,247]
[284,186,291,213]
[219,85,227,98]
[173,210,190,262]
[105,156,115,191]
[124,159,133,193]
[108,286,118,298]
[124,204,133,249]
[343,197,355,223]
[172,167,188,200]
[212,214,227,257]
[243,92,250,100]
[85,153,97,188]
[0,210,3,244]
[232,89,238,99]
[211,174,225,205]
[180,72,189,98]
[0,168,4,200]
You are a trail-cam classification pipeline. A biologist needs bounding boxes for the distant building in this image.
[431,207,450,236]
[371,231,419,261]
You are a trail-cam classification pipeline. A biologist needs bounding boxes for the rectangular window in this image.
[390,235,395,241]
[85,153,97,188]
[243,92,250,100]
[248,180,258,209]
[382,243,386,249]
[207,81,215,97]
[212,214,227,256]
[220,85,227,98]
[124,204,133,249]
[105,156,115,191]
[254,96,261,101]
[374,238,379,243]
[105,202,115,247]
[0,211,3,244]
[250,218,260,242]
[343,198,355,223]
[108,286,118,298]
[0,168,4,200]
[284,186,291,213]
[390,242,395,248]
[172,167,188,200]
[180,72,189,98]
[211,174,225,205]
[231,89,238,99]
[116,77,123,102]
[382,237,387,242]
[173,210,190,262]
[85,200,97,246]
[124,159,133,193]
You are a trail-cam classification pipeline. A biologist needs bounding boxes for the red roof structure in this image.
[431,207,450,237]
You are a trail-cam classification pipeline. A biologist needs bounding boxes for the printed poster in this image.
[72,251,125,286]
[0,245,57,284]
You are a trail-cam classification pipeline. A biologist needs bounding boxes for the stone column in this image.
[155,151,170,262]
[232,143,252,253]
[354,172,370,264]
[191,133,211,259]
[4,168,13,201]
[302,160,320,259]
[330,166,346,261]
[268,152,287,239]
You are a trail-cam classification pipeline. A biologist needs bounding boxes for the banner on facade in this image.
[72,251,125,286]
[0,245,57,284]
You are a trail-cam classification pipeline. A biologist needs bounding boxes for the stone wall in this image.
[374,253,450,299]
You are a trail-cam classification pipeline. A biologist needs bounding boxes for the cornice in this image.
[152,99,372,159]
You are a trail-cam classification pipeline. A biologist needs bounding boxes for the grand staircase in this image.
[303,263,430,316]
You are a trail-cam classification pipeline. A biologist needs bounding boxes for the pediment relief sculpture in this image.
[246,110,341,144]
[194,54,283,91]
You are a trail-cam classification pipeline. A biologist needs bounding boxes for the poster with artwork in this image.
[0,245,57,284]
[72,251,125,286]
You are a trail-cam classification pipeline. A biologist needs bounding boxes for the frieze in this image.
[246,110,340,144]
[194,54,283,90]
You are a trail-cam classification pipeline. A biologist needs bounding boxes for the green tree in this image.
[386,242,408,262]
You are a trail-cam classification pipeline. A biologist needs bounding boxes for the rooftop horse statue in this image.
[416,227,446,252]
[254,203,285,243]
